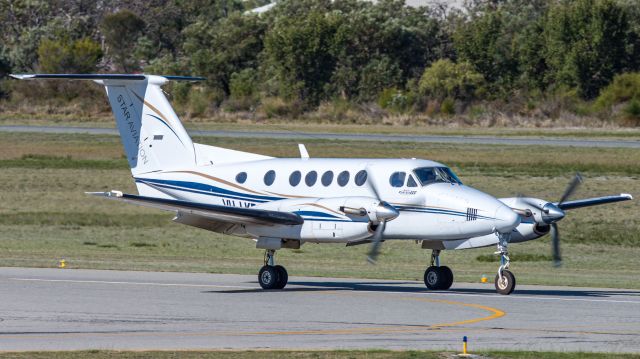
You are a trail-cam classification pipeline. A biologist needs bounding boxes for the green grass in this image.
[0,350,638,359]
[0,132,638,288]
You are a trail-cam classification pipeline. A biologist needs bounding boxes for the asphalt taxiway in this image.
[1,125,639,148]
[1,267,639,352]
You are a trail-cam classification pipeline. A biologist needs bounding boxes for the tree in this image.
[263,10,338,105]
[37,37,102,73]
[101,10,145,72]
[418,59,485,101]
[544,0,638,99]
[184,12,266,95]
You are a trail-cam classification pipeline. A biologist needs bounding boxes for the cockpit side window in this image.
[389,172,406,187]
[407,175,418,187]
[413,167,462,186]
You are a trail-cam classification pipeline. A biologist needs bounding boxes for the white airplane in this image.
[11,74,633,295]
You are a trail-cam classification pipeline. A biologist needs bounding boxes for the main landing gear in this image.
[494,232,516,295]
[424,250,454,290]
[258,249,288,290]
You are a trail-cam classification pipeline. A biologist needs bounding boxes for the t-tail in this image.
[10,74,203,176]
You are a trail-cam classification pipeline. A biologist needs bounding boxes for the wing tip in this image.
[10,74,34,80]
[621,193,633,200]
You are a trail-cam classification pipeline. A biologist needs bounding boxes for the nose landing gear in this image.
[258,249,288,290]
[494,232,516,295]
[424,250,454,290]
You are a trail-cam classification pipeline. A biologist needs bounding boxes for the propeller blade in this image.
[551,222,561,267]
[364,165,381,201]
[367,221,385,264]
[558,173,583,205]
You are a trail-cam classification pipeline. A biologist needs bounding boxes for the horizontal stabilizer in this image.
[87,191,303,226]
[10,74,205,82]
[557,193,633,210]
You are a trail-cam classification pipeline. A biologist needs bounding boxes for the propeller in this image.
[363,166,399,264]
[515,173,582,267]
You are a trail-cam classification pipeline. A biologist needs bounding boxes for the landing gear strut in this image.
[258,249,288,290]
[494,232,516,295]
[424,249,454,290]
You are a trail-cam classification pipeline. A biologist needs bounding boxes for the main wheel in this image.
[439,266,454,290]
[424,266,444,290]
[274,265,288,289]
[258,265,279,289]
[494,269,516,295]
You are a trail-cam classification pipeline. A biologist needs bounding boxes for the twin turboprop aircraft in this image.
[11,74,633,295]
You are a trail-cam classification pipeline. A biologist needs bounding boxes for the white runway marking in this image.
[9,277,253,289]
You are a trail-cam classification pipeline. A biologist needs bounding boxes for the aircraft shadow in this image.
[211,280,640,299]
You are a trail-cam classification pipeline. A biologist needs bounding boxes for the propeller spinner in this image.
[517,173,582,267]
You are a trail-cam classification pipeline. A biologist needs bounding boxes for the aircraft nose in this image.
[494,204,520,232]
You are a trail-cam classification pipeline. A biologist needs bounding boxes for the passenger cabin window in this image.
[305,171,318,186]
[236,172,247,184]
[264,170,276,186]
[289,171,301,186]
[337,171,350,187]
[413,167,462,186]
[354,170,367,186]
[321,171,334,186]
[407,175,418,187]
[389,172,406,187]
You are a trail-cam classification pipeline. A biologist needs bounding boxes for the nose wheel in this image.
[423,250,454,290]
[258,250,288,290]
[494,232,516,295]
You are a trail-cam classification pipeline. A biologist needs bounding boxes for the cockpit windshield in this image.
[413,167,462,186]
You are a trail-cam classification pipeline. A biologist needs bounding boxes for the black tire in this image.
[439,266,454,290]
[258,265,279,289]
[494,269,516,295]
[424,266,444,290]
[274,265,288,289]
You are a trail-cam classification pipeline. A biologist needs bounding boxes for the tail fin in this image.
[10,74,203,176]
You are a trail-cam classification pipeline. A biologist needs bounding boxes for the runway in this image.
[1,125,639,148]
[1,267,639,352]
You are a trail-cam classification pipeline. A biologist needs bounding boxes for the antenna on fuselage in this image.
[298,144,309,159]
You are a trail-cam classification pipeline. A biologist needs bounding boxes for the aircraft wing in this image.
[87,191,304,226]
[556,193,633,210]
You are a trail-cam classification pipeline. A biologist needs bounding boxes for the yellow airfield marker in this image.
[480,274,488,283]
[457,336,475,357]
[57,259,66,268]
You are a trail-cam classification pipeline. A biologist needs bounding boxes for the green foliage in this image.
[378,88,411,113]
[418,59,485,102]
[595,72,640,108]
[101,10,145,72]
[624,99,640,125]
[226,68,259,111]
[37,38,102,73]
[543,0,637,99]
[184,12,266,95]
[264,10,338,106]
[1,0,640,122]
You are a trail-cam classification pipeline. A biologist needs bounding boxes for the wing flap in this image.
[87,191,303,226]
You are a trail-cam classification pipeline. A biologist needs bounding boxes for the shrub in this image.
[377,88,411,114]
[259,97,302,119]
[418,59,485,102]
[623,99,640,126]
[595,72,640,109]
[37,37,102,74]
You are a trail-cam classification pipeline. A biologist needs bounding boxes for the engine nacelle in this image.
[247,197,381,243]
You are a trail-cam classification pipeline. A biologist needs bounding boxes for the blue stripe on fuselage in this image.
[135,178,283,202]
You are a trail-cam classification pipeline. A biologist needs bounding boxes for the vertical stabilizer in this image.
[102,75,195,175]
[10,74,201,176]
